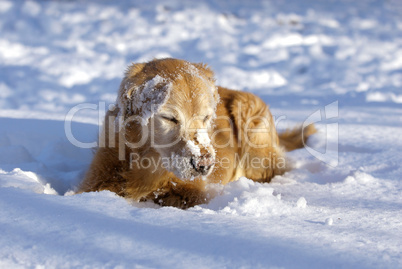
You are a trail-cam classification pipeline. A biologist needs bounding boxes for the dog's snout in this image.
[190,154,215,175]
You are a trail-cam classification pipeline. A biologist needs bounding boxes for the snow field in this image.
[0,0,401,268]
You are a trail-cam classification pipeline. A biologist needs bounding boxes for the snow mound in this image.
[205,177,304,217]
[344,170,377,185]
[0,168,57,195]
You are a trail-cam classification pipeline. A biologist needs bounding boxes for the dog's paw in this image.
[150,183,208,209]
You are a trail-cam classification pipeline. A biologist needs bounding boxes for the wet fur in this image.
[79,58,316,208]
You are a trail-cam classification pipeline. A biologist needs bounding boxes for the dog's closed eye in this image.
[162,116,179,124]
[203,115,211,123]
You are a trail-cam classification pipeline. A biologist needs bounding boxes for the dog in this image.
[79,58,316,208]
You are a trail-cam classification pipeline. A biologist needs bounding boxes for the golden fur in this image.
[79,58,316,208]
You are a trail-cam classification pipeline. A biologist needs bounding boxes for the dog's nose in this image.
[190,154,215,175]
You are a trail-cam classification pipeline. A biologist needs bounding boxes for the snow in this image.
[1,0,402,268]
[124,74,172,122]
[296,197,307,209]
[325,217,334,226]
[195,128,211,148]
[186,139,201,157]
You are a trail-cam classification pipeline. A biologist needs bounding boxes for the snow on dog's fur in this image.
[79,58,316,208]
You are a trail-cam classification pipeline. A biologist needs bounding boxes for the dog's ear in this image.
[117,63,146,118]
[117,62,172,123]
[128,75,171,122]
[193,63,215,82]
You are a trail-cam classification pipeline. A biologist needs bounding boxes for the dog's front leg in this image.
[151,180,208,209]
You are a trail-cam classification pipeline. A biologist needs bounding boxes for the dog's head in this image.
[118,58,219,179]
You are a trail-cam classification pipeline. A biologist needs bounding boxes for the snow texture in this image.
[0,0,402,268]
[185,139,201,157]
[124,75,172,122]
[196,128,211,148]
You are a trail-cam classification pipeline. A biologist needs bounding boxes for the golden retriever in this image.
[79,58,316,208]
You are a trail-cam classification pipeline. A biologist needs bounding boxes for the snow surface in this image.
[1,0,402,268]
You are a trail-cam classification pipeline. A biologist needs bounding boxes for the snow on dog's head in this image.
[117,58,218,180]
